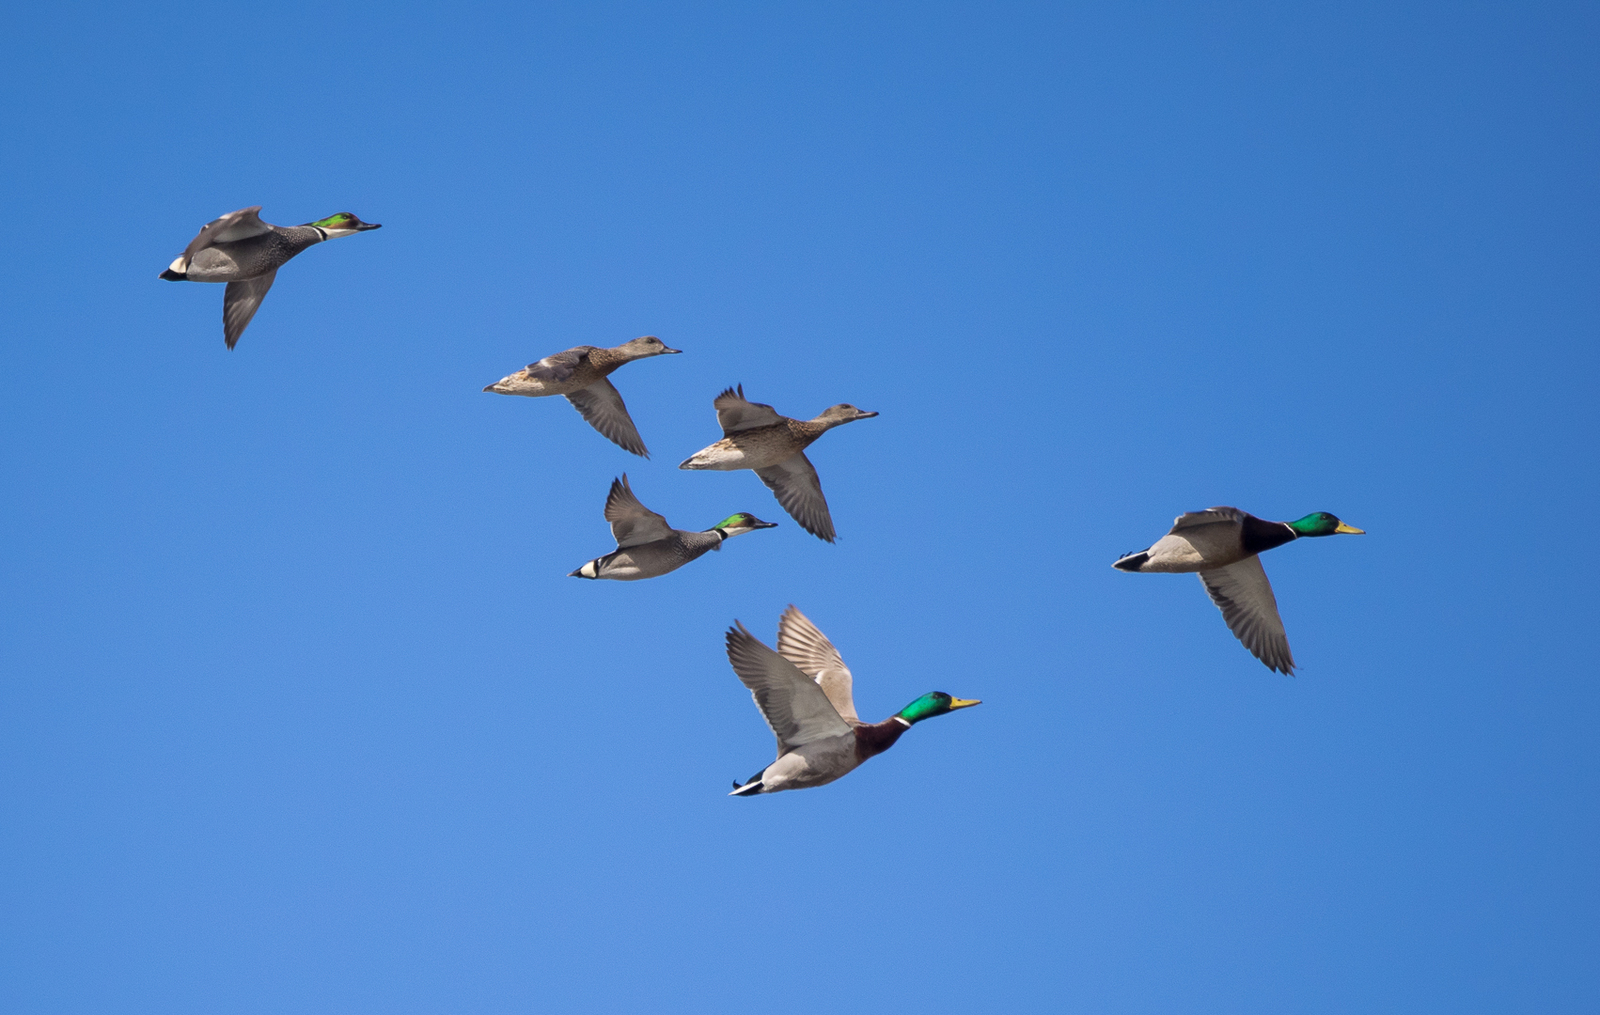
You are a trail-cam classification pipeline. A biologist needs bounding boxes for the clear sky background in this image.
[2,3,1597,1012]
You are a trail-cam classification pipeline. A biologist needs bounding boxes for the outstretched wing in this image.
[525,347,592,384]
[726,621,852,756]
[566,378,648,457]
[776,605,859,723]
[603,474,674,547]
[1170,506,1246,533]
[1198,556,1295,674]
[714,384,784,434]
[222,269,277,349]
[755,452,834,542]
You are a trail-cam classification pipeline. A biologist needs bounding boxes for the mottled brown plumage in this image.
[679,385,878,541]
[483,336,681,456]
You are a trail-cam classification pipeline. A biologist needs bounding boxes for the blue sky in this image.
[2,2,1597,1012]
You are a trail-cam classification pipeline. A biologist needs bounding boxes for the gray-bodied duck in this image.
[159,206,381,348]
[726,606,979,795]
[484,336,680,457]
[1113,507,1365,674]
[569,474,777,580]
[679,385,877,542]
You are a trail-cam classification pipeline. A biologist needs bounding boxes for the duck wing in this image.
[222,268,277,349]
[171,206,272,273]
[1198,556,1296,674]
[726,621,852,756]
[524,346,596,383]
[714,384,785,434]
[1169,506,1246,533]
[187,206,269,254]
[603,474,674,547]
[776,605,859,723]
[566,378,648,457]
[754,452,835,542]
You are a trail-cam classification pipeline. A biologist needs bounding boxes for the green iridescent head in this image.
[305,212,382,236]
[1286,512,1365,538]
[896,691,982,724]
[711,512,778,537]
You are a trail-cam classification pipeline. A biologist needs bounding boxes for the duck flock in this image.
[162,205,1366,795]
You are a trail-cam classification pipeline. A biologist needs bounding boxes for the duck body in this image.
[159,207,381,348]
[1116,510,1297,573]
[678,417,828,471]
[486,342,650,398]
[1113,507,1364,674]
[166,225,320,283]
[736,716,911,793]
[725,606,979,796]
[574,529,724,581]
[569,475,776,581]
[680,385,878,541]
[484,337,680,457]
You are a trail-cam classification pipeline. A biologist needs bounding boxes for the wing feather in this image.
[726,622,853,756]
[1198,556,1296,674]
[1170,506,1246,533]
[714,384,785,434]
[526,347,591,383]
[603,474,674,547]
[776,605,859,723]
[566,378,648,457]
[222,269,276,349]
[754,452,835,542]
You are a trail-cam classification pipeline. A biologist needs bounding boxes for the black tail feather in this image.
[1113,550,1149,572]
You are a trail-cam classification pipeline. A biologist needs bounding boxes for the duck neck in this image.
[283,225,328,251]
[853,716,910,762]
[1239,514,1297,556]
[791,418,832,442]
[587,346,636,373]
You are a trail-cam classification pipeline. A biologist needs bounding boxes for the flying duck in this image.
[569,474,777,580]
[159,206,381,348]
[679,385,877,542]
[726,606,979,795]
[484,337,680,457]
[1113,507,1365,674]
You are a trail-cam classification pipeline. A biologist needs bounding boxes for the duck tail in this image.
[729,772,765,796]
[1113,550,1149,572]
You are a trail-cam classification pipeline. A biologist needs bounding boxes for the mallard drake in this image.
[159,207,381,348]
[483,337,681,457]
[725,606,979,795]
[1113,507,1365,674]
[568,474,777,580]
[678,385,877,542]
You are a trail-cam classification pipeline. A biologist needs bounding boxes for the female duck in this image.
[679,385,877,542]
[484,337,680,457]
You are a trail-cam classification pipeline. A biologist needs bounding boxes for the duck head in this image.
[709,513,778,540]
[896,691,981,725]
[305,212,382,238]
[1287,512,1365,537]
[812,403,879,428]
[617,335,682,360]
